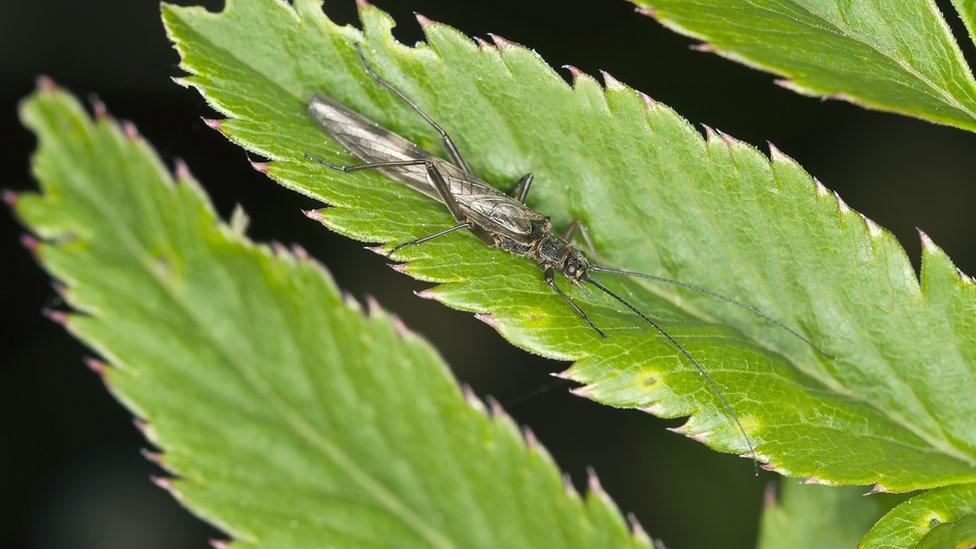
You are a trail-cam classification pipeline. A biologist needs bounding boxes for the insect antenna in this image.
[588,265,832,358]
[583,275,758,474]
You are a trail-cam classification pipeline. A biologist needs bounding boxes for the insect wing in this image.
[309,93,444,200]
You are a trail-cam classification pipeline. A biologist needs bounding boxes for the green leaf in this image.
[861,482,976,548]
[12,85,651,547]
[631,0,976,132]
[163,0,976,491]
[757,480,901,549]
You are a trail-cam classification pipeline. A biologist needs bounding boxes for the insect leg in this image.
[305,153,467,222]
[563,219,600,259]
[389,222,468,255]
[355,46,472,174]
[511,173,534,203]
[544,267,606,338]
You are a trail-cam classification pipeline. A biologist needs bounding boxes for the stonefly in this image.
[305,45,829,466]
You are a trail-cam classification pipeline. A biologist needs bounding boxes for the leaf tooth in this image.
[355,0,373,10]
[364,294,382,316]
[473,36,492,49]
[561,64,584,82]
[342,290,361,310]
[759,462,789,475]
[390,314,411,338]
[690,43,715,53]
[638,91,660,110]
[714,127,738,147]
[302,208,325,222]
[863,483,889,495]
[488,33,522,50]
[599,70,625,91]
[956,267,974,284]
[248,159,269,174]
[766,140,787,162]
[832,191,850,214]
[88,94,108,119]
[549,369,573,381]
[813,177,829,196]
[474,313,501,330]
[413,11,433,27]
[20,234,40,253]
[917,228,937,252]
[84,356,107,377]
[586,466,606,496]
[413,287,439,301]
[461,384,487,412]
[666,423,689,435]
[150,475,184,503]
[122,120,140,140]
[570,385,594,399]
[628,513,652,544]
[42,307,69,325]
[860,213,882,237]
[209,539,231,549]
[140,448,163,466]
[36,74,57,92]
[801,475,832,485]
[363,244,388,256]
[290,244,309,260]
[387,262,408,274]
[2,188,18,207]
[562,473,579,498]
[174,158,192,181]
[201,117,223,132]
[634,5,657,18]
[700,124,719,143]
[522,425,539,449]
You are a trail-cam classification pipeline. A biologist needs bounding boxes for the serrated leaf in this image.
[163,0,976,491]
[757,480,900,549]
[12,85,651,547]
[631,0,976,132]
[861,482,976,548]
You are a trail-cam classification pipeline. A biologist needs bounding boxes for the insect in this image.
[305,45,829,465]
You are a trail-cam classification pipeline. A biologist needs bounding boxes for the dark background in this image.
[3,1,975,547]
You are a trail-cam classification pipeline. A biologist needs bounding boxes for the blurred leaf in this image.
[861,483,976,548]
[163,0,976,491]
[12,85,651,547]
[757,480,900,549]
[631,0,976,132]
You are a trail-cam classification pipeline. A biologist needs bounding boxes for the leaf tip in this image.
[355,0,373,10]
